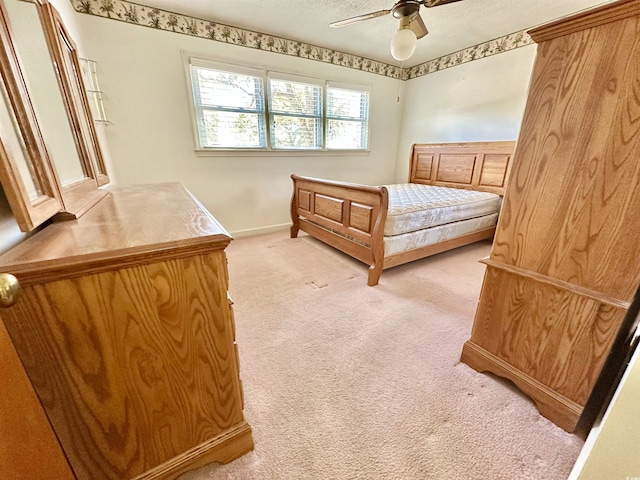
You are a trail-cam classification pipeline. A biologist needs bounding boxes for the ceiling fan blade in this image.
[409,13,428,39]
[423,0,464,7]
[329,9,391,28]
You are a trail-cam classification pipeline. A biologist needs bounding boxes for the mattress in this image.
[384,213,499,256]
[383,184,501,236]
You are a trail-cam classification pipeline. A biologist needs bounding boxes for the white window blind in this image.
[190,63,267,148]
[186,55,370,151]
[268,76,322,150]
[326,84,370,150]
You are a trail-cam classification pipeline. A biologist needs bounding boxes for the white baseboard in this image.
[229,223,290,239]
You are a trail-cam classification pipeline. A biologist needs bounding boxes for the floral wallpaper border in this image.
[405,30,534,80]
[70,0,533,80]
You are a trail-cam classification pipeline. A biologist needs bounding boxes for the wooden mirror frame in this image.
[0,0,62,231]
[39,0,109,188]
[36,0,108,217]
[0,0,109,231]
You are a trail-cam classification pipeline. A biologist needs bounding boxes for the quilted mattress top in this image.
[383,183,501,236]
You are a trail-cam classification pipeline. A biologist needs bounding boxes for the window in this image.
[187,56,370,151]
[326,83,369,150]
[190,60,267,148]
[268,74,322,150]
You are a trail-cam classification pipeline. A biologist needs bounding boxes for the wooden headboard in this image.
[409,141,516,195]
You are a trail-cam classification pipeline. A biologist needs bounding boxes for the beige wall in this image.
[69,6,538,233]
[48,0,118,184]
[569,326,640,480]
[0,2,537,238]
[64,11,405,236]
[395,46,536,182]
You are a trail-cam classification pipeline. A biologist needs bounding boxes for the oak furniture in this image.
[0,183,253,479]
[461,0,640,432]
[0,310,75,480]
[291,141,515,285]
[0,1,253,475]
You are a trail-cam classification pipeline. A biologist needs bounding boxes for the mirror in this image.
[5,0,87,187]
[0,0,61,231]
[0,79,40,201]
[0,0,109,230]
[45,4,109,186]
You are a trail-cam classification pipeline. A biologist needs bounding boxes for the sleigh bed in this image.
[290,141,516,285]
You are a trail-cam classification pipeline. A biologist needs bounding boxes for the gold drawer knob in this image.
[0,273,20,308]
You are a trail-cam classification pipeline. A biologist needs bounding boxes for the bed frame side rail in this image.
[290,174,388,286]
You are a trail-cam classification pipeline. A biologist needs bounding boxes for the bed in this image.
[290,141,516,286]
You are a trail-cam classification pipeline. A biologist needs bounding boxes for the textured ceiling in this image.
[137,0,613,67]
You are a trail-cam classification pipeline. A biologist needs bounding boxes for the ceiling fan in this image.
[329,0,464,61]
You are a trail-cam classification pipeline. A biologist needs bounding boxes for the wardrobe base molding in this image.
[133,422,254,480]
[461,341,582,432]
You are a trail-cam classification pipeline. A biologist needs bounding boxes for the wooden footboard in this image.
[290,174,388,286]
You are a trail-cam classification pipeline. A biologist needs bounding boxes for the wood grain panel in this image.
[411,153,434,182]
[291,175,387,247]
[2,252,244,480]
[479,154,510,187]
[314,194,344,224]
[470,267,625,405]
[492,17,640,300]
[297,189,311,212]
[408,142,515,195]
[481,258,630,309]
[435,154,475,184]
[298,218,374,266]
[0,315,75,480]
[349,202,372,234]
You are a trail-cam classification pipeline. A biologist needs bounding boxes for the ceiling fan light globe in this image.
[390,28,417,61]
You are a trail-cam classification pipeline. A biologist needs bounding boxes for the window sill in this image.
[195,149,371,157]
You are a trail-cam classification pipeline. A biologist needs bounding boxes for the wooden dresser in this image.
[461,0,640,432]
[0,183,252,479]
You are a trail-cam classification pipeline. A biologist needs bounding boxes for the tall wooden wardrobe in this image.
[461,0,640,432]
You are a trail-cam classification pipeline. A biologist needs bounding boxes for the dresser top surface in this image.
[0,183,231,275]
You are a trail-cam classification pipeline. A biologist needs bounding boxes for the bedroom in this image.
[0,0,639,478]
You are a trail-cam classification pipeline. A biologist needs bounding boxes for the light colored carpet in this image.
[181,231,584,480]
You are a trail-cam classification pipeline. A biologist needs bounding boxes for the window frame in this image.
[185,53,371,154]
[188,58,268,150]
[267,72,324,151]
[325,81,370,151]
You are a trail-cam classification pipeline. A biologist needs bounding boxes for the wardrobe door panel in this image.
[492,16,640,292]
[463,0,640,431]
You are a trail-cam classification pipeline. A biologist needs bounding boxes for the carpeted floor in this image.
[181,230,584,480]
